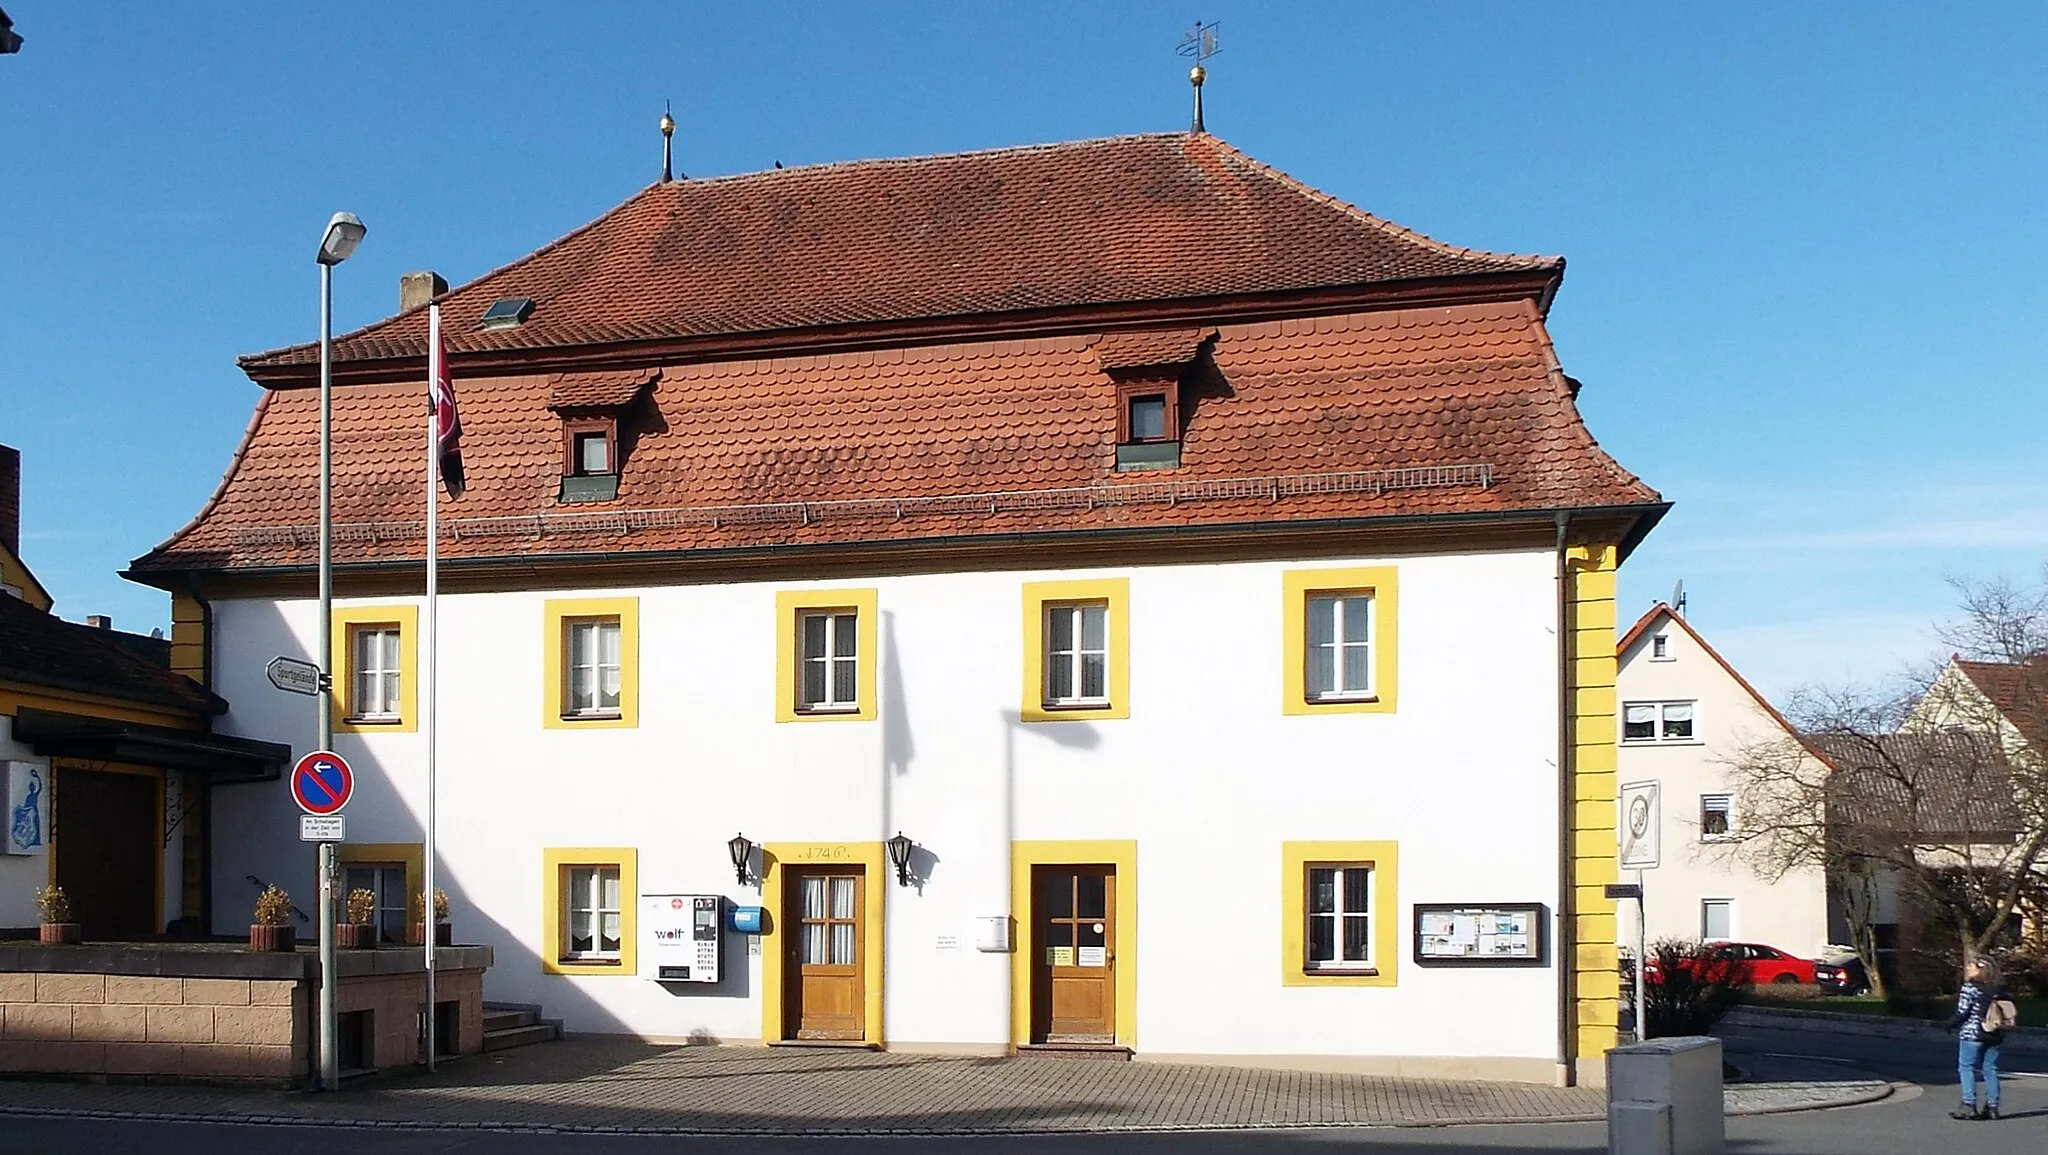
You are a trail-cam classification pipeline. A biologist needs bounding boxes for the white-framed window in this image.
[342,863,408,944]
[1700,794,1733,840]
[798,610,860,712]
[1306,593,1374,700]
[1650,634,1671,660]
[565,618,623,717]
[564,865,623,960]
[1305,864,1374,970]
[349,625,401,720]
[1622,700,1695,743]
[1701,899,1732,941]
[1044,601,1109,707]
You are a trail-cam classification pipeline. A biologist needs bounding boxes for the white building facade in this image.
[130,133,1664,1082]
[1616,605,1828,956]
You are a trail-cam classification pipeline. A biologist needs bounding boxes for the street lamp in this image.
[314,210,363,1095]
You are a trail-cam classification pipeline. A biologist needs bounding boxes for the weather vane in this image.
[1176,20,1221,133]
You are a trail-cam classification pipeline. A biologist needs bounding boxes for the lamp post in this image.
[314,211,364,1093]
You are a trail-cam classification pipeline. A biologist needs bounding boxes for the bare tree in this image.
[1720,567,2048,999]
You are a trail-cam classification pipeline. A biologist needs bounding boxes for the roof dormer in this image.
[548,369,657,503]
[1093,327,1216,472]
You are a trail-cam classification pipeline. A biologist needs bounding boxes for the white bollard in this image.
[1607,1035,1724,1155]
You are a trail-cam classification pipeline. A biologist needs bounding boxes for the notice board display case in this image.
[1412,902,1548,967]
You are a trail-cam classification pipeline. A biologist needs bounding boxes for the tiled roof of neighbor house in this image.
[1954,657,2048,748]
[237,134,1559,371]
[0,594,220,714]
[1806,730,2022,840]
[131,298,1661,574]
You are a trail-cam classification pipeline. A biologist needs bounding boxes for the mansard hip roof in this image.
[236,133,1560,375]
[131,299,1662,577]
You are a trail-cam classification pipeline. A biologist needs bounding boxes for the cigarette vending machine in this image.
[642,894,720,983]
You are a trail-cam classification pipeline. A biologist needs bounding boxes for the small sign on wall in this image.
[4,761,44,856]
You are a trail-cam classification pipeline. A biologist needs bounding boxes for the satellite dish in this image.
[1671,579,1687,617]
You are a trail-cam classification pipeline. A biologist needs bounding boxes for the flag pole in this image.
[424,302,441,1071]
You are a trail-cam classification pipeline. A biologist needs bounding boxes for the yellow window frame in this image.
[1281,566,1398,715]
[541,846,638,976]
[1280,840,1400,987]
[1020,577,1130,723]
[774,588,879,722]
[330,604,419,733]
[542,597,639,729]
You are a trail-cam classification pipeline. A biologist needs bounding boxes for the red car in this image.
[1644,941,1818,986]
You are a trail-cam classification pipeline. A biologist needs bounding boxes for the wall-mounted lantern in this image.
[886,831,915,887]
[728,833,754,886]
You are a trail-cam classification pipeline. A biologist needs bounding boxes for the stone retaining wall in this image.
[0,942,495,1085]
[0,971,305,1082]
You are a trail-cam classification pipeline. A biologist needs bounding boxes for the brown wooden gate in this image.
[53,766,159,941]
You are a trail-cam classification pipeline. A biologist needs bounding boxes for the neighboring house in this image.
[1616,603,1829,956]
[1802,730,2024,975]
[125,132,1664,1082]
[0,445,289,939]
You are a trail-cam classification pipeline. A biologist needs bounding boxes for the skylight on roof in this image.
[479,297,535,330]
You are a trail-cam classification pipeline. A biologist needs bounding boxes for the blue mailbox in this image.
[728,905,765,934]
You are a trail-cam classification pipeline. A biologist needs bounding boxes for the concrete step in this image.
[482,1009,538,1033]
[482,1021,561,1052]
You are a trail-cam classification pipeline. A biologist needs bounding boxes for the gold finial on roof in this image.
[660,100,677,183]
[1176,22,1220,134]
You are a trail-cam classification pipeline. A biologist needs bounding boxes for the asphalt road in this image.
[4,1021,2044,1153]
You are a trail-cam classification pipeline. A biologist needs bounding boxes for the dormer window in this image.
[1128,395,1169,442]
[1114,381,1181,471]
[547,369,658,505]
[574,430,612,476]
[1093,327,1215,474]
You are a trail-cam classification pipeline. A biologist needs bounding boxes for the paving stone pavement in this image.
[0,1038,1891,1135]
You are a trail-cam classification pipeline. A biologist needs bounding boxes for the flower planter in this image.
[38,922,81,946]
[413,922,453,947]
[337,923,377,950]
[249,924,296,953]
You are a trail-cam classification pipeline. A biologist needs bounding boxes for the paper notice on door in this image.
[1048,946,1074,967]
[1077,946,1107,968]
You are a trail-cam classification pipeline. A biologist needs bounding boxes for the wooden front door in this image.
[53,766,158,941]
[1032,865,1116,1043]
[782,867,866,1040]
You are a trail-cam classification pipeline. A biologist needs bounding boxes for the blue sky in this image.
[2,3,2043,700]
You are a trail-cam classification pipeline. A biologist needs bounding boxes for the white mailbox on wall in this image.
[642,894,721,983]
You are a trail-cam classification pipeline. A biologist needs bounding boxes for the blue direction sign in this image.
[291,751,354,817]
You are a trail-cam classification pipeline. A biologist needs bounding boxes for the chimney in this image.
[400,271,448,313]
[0,444,18,558]
[85,614,112,630]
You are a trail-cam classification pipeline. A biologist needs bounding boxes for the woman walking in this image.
[1947,955,2009,1121]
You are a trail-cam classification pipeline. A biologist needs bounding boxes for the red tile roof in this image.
[1954,657,2048,749]
[238,134,1558,373]
[133,298,1659,575]
[1093,328,1215,371]
[548,369,657,411]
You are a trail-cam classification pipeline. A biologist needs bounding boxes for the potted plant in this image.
[35,884,80,945]
[249,884,296,952]
[412,887,452,947]
[338,888,378,949]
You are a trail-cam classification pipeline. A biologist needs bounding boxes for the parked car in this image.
[1813,955,1871,995]
[1645,941,1818,986]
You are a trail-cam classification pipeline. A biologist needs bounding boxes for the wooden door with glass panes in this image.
[1032,865,1116,1043]
[782,868,866,1040]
